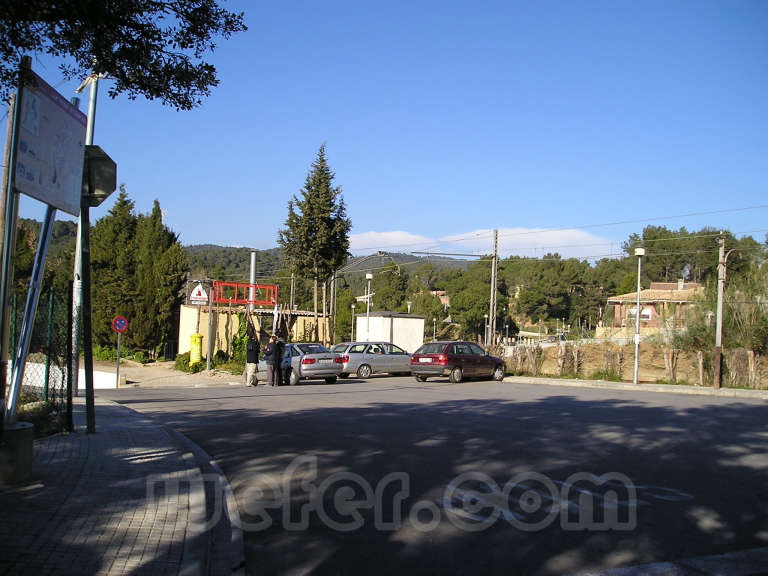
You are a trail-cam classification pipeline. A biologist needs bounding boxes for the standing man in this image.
[272,335,285,387]
[263,335,277,387]
[245,325,259,387]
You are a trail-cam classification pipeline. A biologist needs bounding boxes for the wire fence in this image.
[12,288,72,416]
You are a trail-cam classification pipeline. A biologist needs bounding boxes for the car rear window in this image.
[332,344,347,353]
[296,344,331,354]
[416,342,446,355]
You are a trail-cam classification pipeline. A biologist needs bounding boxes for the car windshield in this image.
[296,344,331,354]
[416,342,446,355]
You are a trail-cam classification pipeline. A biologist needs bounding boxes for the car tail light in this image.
[301,357,316,365]
[436,354,448,365]
[334,356,344,364]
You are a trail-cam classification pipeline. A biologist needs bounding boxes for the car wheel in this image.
[357,364,372,379]
[493,364,505,381]
[325,376,337,384]
[289,369,299,386]
[415,375,428,382]
[449,366,463,383]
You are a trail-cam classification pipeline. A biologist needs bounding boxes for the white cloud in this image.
[350,228,624,260]
[441,228,623,260]
[349,230,436,254]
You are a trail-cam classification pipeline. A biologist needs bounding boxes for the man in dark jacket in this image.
[264,334,284,386]
[245,330,259,387]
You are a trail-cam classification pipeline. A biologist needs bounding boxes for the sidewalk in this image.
[0,398,242,576]
[504,374,768,400]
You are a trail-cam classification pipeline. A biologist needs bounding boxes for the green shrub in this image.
[175,352,190,372]
[133,350,148,364]
[589,370,623,382]
[213,350,229,366]
[189,361,204,373]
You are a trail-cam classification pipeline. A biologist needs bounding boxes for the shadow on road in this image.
[103,385,768,575]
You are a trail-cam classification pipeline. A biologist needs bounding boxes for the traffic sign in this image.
[190,283,208,304]
[112,316,128,333]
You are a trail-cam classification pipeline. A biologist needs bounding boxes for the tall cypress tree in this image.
[91,188,137,346]
[91,190,185,353]
[278,144,351,339]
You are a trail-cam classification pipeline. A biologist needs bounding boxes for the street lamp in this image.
[365,273,373,341]
[433,317,437,341]
[351,304,356,341]
[633,248,645,385]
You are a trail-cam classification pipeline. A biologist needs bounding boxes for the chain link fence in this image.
[12,288,72,416]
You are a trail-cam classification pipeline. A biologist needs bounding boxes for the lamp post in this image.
[351,304,356,341]
[484,314,489,346]
[433,317,437,341]
[633,248,645,385]
[365,273,373,341]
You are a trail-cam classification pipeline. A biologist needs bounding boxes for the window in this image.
[468,343,485,356]
[350,344,366,354]
[385,344,407,355]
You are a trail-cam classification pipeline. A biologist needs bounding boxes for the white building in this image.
[354,312,425,353]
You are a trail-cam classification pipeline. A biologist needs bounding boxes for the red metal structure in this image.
[211,281,278,307]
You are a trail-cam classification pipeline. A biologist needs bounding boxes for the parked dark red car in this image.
[410,340,505,383]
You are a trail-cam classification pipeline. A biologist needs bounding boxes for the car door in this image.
[450,342,474,376]
[468,342,492,377]
[366,343,387,373]
[384,343,410,373]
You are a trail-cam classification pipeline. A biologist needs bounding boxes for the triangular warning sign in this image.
[190,283,208,302]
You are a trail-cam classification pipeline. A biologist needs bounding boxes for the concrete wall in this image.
[178,305,331,357]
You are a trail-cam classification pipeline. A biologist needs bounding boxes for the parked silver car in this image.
[259,343,343,385]
[331,341,412,378]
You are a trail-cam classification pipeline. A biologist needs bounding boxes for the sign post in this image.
[112,316,128,388]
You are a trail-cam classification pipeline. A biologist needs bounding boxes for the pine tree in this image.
[90,188,137,346]
[278,144,351,339]
[90,190,185,353]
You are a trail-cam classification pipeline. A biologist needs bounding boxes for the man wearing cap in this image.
[263,335,284,386]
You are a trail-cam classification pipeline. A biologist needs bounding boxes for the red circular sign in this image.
[112,316,128,333]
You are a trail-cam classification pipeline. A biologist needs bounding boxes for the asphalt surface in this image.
[98,376,768,575]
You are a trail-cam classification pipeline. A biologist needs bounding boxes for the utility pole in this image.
[488,229,498,347]
[633,248,645,385]
[714,233,726,390]
[365,273,373,341]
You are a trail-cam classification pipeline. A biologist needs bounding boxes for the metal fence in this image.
[12,288,72,416]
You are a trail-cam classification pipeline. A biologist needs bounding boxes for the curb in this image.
[503,375,768,400]
[167,427,245,576]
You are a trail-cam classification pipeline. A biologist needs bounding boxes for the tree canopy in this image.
[0,1,246,109]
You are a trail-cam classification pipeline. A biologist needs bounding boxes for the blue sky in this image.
[6,0,768,259]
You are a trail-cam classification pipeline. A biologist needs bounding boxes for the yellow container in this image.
[190,333,203,364]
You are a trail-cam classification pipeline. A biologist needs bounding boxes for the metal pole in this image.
[80,193,95,433]
[249,251,256,312]
[43,290,54,402]
[207,279,213,371]
[365,273,372,341]
[0,59,30,434]
[489,229,498,344]
[72,72,98,402]
[433,318,436,341]
[633,248,645,385]
[6,206,56,423]
[115,331,121,389]
[351,305,355,341]
[714,234,726,390]
[66,280,73,432]
[289,273,295,310]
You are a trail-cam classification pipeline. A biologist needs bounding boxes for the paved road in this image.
[99,377,768,575]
